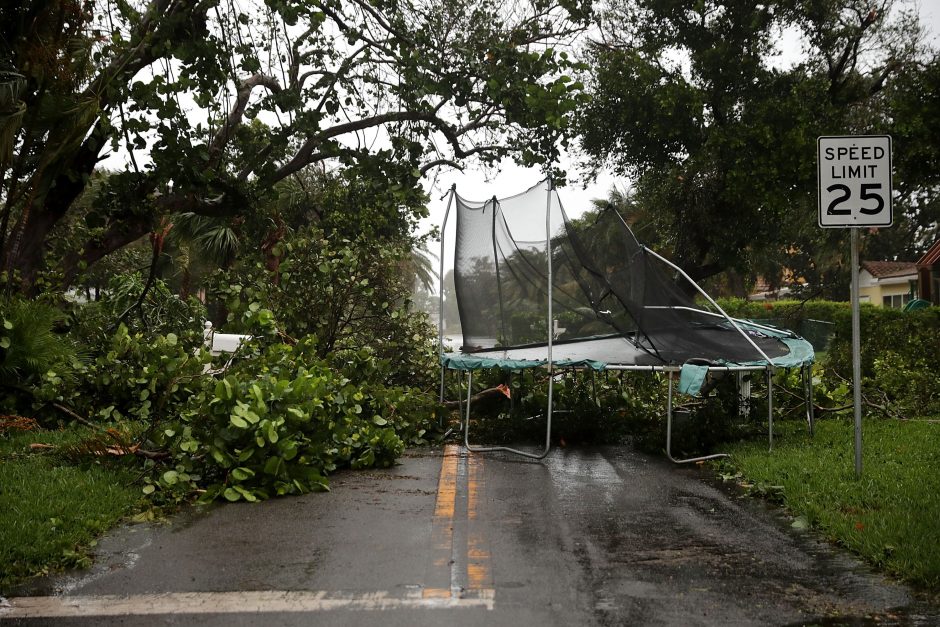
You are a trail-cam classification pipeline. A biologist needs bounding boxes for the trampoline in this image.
[437,179,815,461]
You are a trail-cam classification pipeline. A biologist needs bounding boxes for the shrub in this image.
[0,298,82,421]
[210,229,438,388]
[718,298,940,418]
[154,336,438,502]
[458,367,741,455]
[54,324,211,426]
[0,298,78,383]
[70,273,207,351]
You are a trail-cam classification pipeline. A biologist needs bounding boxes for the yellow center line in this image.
[433,445,459,519]
[466,453,492,590]
[426,444,460,599]
[426,445,494,600]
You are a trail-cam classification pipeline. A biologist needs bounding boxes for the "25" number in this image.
[827,183,885,215]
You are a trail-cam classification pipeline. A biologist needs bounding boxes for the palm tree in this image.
[167,212,240,298]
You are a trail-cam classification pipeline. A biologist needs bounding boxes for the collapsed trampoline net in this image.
[452,179,791,366]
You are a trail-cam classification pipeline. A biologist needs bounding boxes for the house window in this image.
[882,293,911,308]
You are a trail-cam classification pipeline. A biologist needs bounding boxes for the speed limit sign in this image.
[817,136,892,228]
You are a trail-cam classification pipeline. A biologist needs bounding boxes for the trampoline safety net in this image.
[451,179,807,368]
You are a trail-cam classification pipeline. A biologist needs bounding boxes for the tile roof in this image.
[860,260,918,278]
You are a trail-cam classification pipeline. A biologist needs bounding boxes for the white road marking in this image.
[0,589,496,619]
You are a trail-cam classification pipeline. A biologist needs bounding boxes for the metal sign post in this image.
[818,135,893,479]
[850,228,863,477]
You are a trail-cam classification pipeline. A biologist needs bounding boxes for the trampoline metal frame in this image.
[454,360,810,463]
[439,180,813,462]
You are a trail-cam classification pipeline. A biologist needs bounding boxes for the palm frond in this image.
[409,246,439,292]
[0,299,77,383]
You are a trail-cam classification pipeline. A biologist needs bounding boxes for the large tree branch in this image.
[267,111,426,182]
[827,4,881,93]
[84,0,205,110]
[869,58,900,95]
[208,74,283,168]
[312,0,397,56]
[61,213,155,287]
[266,107,499,184]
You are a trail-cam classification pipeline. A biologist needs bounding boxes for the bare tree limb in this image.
[208,74,283,167]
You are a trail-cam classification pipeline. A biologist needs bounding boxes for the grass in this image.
[722,417,940,589]
[0,425,145,593]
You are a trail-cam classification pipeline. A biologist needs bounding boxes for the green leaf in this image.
[162,470,179,485]
[230,414,248,429]
[265,421,279,443]
[231,467,255,481]
[234,485,258,502]
[264,456,283,475]
[372,416,388,426]
[237,447,255,462]
[223,487,241,502]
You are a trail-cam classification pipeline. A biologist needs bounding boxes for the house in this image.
[916,239,940,305]
[748,271,805,301]
[858,261,918,308]
[749,276,791,301]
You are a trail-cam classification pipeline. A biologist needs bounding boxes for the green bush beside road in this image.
[718,299,940,417]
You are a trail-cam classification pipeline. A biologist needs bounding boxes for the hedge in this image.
[717,299,940,416]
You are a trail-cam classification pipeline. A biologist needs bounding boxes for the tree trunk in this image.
[60,215,154,289]
[2,122,106,294]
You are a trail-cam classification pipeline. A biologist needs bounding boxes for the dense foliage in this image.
[0,180,442,501]
[0,0,590,293]
[151,336,436,502]
[579,0,939,294]
[211,229,438,386]
[719,298,940,417]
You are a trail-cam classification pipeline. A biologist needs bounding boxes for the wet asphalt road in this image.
[2,444,936,626]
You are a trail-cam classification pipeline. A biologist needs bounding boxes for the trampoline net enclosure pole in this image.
[438,185,455,403]
[544,177,554,455]
[491,195,508,347]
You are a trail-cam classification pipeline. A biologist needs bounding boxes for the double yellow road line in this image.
[426,444,493,600]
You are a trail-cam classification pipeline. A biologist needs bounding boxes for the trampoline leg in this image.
[463,369,553,461]
[439,365,446,405]
[767,368,774,451]
[666,372,729,464]
[591,369,598,406]
[457,371,465,431]
[463,370,473,445]
[438,367,448,428]
[804,365,815,437]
